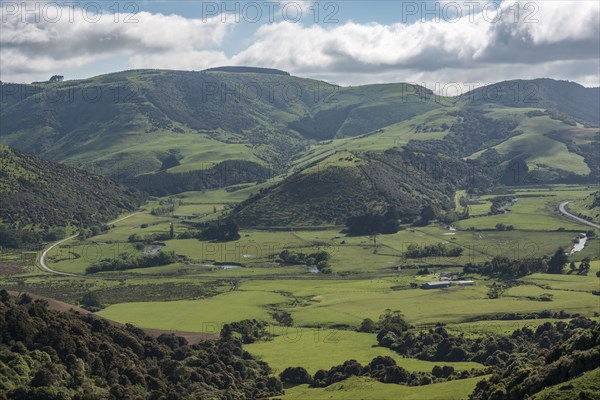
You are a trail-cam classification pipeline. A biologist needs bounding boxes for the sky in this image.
[1,0,599,89]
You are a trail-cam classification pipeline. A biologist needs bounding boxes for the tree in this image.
[378,310,409,334]
[569,261,577,272]
[81,292,101,309]
[547,248,568,274]
[279,367,312,384]
[169,222,174,239]
[358,318,376,333]
[419,205,436,226]
[49,75,64,82]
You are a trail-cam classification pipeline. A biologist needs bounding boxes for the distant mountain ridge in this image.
[1,69,598,225]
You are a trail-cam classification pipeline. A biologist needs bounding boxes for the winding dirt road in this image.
[38,213,137,276]
[558,202,600,229]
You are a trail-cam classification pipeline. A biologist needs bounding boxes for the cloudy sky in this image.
[1,0,599,88]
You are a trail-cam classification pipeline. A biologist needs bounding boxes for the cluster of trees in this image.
[358,309,410,334]
[405,110,520,159]
[279,356,482,388]
[220,320,272,344]
[132,160,271,196]
[0,228,42,249]
[77,224,110,240]
[547,247,570,274]
[271,311,293,326]
[278,250,332,273]
[569,257,592,274]
[197,219,240,242]
[472,309,578,322]
[345,207,400,235]
[471,318,600,400]
[0,292,283,399]
[0,226,72,249]
[412,205,437,227]
[85,251,178,274]
[279,311,600,398]
[0,146,144,233]
[128,232,172,243]
[494,223,514,231]
[463,256,548,278]
[405,243,463,258]
[464,247,575,278]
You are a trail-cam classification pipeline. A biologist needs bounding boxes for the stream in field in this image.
[570,234,588,255]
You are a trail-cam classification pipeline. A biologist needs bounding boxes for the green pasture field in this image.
[457,185,599,232]
[519,261,600,292]
[97,289,289,332]
[279,375,490,400]
[245,327,483,375]
[97,275,599,336]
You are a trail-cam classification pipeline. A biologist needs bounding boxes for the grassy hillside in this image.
[2,71,595,190]
[280,375,487,400]
[462,78,600,128]
[0,70,438,182]
[568,191,600,222]
[0,145,143,233]
[532,368,600,400]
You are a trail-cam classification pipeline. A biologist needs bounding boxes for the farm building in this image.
[421,281,451,289]
[421,280,475,289]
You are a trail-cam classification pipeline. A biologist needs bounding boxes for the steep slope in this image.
[462,78,600,127]
[233,150,494,226]
[0,145,143,229]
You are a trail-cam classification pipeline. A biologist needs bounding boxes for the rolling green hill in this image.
[1,70,598,226]
[462,78,600,128]
[0,69,439,182]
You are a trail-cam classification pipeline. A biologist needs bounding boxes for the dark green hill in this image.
[0,145,143,230]
[462,79,600,127]
[233,150,493,226]
[0,291,282,399]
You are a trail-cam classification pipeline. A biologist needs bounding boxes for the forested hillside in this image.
[0,145,143,246]
[0,291,282,400]
[233,150,495,226]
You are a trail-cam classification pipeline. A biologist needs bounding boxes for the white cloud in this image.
[0,7,232,82]
[1,0,598,87]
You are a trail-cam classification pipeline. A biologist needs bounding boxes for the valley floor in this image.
[2,183,599,399]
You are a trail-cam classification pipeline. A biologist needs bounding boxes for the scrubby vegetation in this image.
[85,251,178,274]
[405,243,463,259]
[278,250,332,273]
[0,145,143,248]
[0,291,283,399]
[463,256,548,278]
